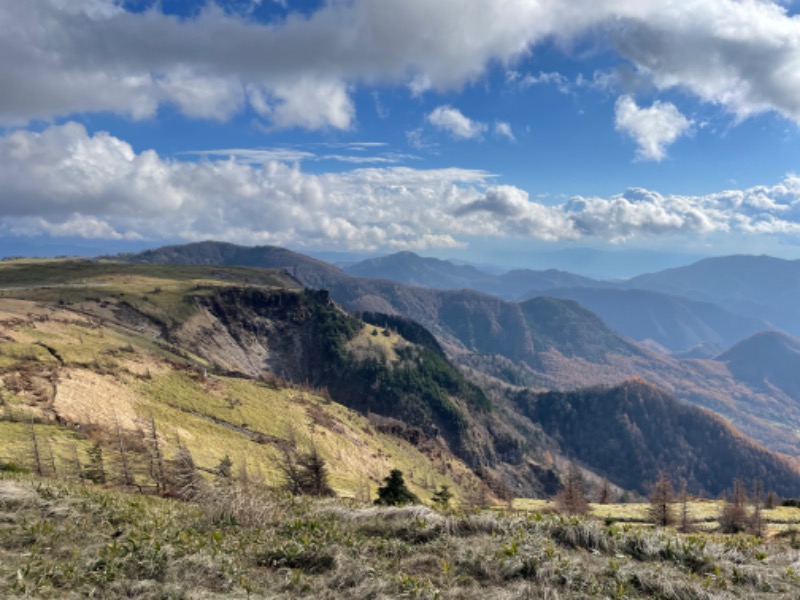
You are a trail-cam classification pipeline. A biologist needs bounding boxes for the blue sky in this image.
[2,0,800,273]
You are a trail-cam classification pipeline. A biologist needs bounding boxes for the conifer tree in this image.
[112,413,135,487]
[678,482,694,533]
[214,454,234,486]
[279,443,334,497]
[375,469,420,506]
[749,479,765,537]
[296,444,335,497]
[171,444,202,500]
[764,490,780,510]
[82,442,106,484]
[29,418,43,476]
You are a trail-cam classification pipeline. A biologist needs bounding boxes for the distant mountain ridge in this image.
[716,330,800,402]
[538,287,768,355]
[344,250,605,298]
[625,254,800,337]
[345,250,772,355]
[344,251,493,289]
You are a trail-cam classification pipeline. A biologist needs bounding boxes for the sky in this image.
[2,0,800,273]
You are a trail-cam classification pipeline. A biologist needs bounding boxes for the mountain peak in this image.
[716,329,800,399]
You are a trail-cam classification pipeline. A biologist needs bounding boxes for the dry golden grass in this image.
[53,368,141,432]
[344,323,408,363]
[3,474,800,599]
[0,295,478,503]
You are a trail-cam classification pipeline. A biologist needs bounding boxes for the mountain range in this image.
[2,255,799,500]
[625,254,800,338]
[121,242,800,461]
[345,250,794,354]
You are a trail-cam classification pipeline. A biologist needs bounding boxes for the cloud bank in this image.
[3,0,800,129]
[2,123,800,249]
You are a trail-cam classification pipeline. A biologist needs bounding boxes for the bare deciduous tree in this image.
[719,479,749,533]
[678,481,694,533]
[555,462,589,516]
[597,478,613,504]
[648,471,676,527]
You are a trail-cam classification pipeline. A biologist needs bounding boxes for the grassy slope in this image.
[0,259,480,501]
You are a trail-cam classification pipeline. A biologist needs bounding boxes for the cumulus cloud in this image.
[4,0,800,129]
[427,106,487,140]
[2,123,800,249]
[493,121,516,142]
[615,96,693,161]
[608,1,800,122]
[249,79,355,130]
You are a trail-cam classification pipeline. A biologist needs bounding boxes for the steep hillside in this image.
[176,285,497,467]
[716,330,800,401]
[625,255,800,337]
[538,287,767,354]
[0,262,493,497]
[514,379,800,497]
[0,299,481,501]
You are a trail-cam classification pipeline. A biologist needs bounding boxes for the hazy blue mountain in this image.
[344,251,494,289]
[489,269,607,298]
[625,255,800,336]
[716,330,800,401]
[535,287,768,354]
[344,251,605,298]
[517,247,708,279]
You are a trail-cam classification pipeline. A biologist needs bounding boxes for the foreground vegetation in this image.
[2,474,800,599]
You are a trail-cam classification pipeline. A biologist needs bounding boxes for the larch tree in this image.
[648,471,676,527]
[555,462,589,516]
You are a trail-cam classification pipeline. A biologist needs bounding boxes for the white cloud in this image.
[249,79,355,131]
[512,71,573,94]
[184,148,316,164]
[4,0,800,129]
[183,146,416,165]
[608,1,800,123]
[494,121,516,142]
[157,69,245,121]
[614,95,693,161]
[427,106,487,140]
[3,124,800,249]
